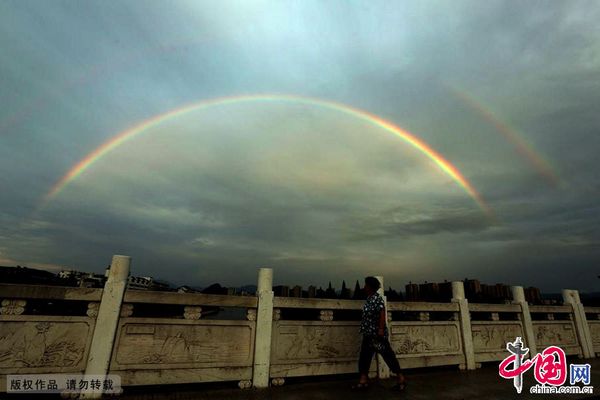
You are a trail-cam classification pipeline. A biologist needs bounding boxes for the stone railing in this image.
[0,255,597,397]
[111,287,258,389]
[586,307,600,356]
[269,295,369,385]
[0,284,103,395]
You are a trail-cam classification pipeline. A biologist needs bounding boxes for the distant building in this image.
[385,287,402,301]
[274,285,290,297]
[419,282,440,302]
[177,285,200,293]
[479,283,511,303]
[291,285,302,298]
[540,292,562,305]
[58,270,75,280]
[524,286,542,304]
[127,276,151,290]
[439,281,453,301]
[58,269,107,288]
[405,282,419,301]
[403,278,515,303]
[464,279,482,298]
[497,283,511,300]
[238,285,257,295]
[307,285,317,298]
[227,287,237,296]
[79,272,107,288]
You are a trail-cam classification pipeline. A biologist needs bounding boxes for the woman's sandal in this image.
[351,382,370,390]
[390,381,407,391]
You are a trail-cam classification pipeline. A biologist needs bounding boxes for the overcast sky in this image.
[1,0,599,292]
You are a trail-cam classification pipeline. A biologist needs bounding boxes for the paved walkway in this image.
[120,359,600,400]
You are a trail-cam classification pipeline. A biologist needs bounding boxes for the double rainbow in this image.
[445,84,560,186]
[42,94,493,217]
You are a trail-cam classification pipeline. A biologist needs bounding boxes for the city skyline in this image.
[0,264,552,301]
[1,1,599,292]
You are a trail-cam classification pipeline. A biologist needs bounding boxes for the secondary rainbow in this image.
[445,84,560,186]
[42,94,493,216]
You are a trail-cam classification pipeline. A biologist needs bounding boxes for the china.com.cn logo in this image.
[499,337,593,395]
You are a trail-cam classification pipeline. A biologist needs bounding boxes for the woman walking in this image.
[354,276,406,391]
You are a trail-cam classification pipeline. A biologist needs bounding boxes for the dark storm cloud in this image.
[1,0,599,292]
[346,206,492,241]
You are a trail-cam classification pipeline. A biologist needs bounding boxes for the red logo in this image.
[499,337,567,393]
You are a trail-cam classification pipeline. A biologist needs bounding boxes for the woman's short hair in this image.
[364,276,381,291]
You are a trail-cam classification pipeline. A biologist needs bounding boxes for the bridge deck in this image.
[119,358,600,400]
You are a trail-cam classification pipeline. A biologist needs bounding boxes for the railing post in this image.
[81,255,130,399]
[512,286,537,358]
[563,289,595,358]
[375,276,391,379]
[252,268,274,388]
[452,281,476,370]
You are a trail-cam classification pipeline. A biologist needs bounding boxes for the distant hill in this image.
[0,266,69,286]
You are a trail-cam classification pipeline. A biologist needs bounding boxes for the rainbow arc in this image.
[41,94,493,217]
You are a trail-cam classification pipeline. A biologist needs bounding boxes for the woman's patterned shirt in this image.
[360,292,387,337]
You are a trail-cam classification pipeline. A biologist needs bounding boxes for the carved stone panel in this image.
[271,321,361,364]
[472,323,523,353]
[389,323,461,356]
[183,306,202,320]
[120,304,134,318]
[112,320,254,369]
[0,319,92,372]
[319,310,333,321]
[533,322,578,347]
[589,322,600,351]
[273,308,281,321]
[1,299,26,315]
[86,302,99,318]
